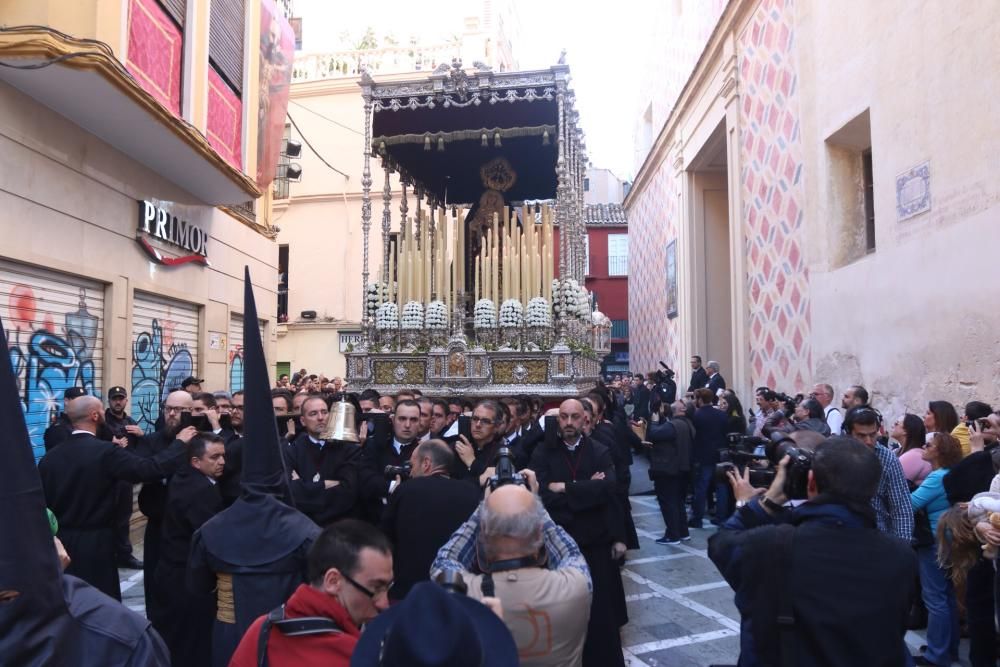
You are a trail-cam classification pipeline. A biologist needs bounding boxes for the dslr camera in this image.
[384,462,412,481]
[714,433,813,500]
[487,446,526,491]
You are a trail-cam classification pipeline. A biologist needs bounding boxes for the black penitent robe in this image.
[156,467,224,667]
[593,420,640,550]
[38,432,183,600]
[188,494,320,667]
[131,429,188,624]
[529,435,627,667]
[284,433,362,525]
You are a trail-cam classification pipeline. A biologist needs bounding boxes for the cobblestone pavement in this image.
[117,494,956,666]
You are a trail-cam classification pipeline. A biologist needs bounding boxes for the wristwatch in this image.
[735,499,748,509]
[760,496,784,512]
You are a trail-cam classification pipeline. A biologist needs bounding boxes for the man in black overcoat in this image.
[284,395,361,525]
[453,399,507,489]
[38,395,190,601]
[156,433,227,666]
[529,398,627,667]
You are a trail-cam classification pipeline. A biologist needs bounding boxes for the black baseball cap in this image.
[180,376,204,388]
[63,387,87,400]
[107,386,127,399]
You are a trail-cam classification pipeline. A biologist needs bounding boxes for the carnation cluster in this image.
[525,297,552,327]
[401,301,425,330]
[375,302,398,330]
[499,299,524,328]
[473,299,497,329]
[425,300,448,329]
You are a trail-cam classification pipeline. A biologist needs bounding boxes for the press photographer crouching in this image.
[432,478,593,667]
[708,437,917,666]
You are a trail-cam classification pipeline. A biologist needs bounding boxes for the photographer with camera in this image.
[708,437,918,666]
[380,440,480,601]
[454,400,508,490]
[432,478,593,666]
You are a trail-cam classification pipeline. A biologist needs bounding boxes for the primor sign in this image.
[137,200,209,266]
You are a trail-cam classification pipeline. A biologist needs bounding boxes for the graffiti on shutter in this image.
[229,314,265,393]
[130,293,199,433]
[1,260,105,460]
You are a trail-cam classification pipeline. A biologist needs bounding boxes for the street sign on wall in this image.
[339,331,363,352]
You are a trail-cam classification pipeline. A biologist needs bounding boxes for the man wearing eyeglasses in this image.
[284,396,361,527]
[455,400,507,489]
[131,389,199,628]
[230,520,394,667]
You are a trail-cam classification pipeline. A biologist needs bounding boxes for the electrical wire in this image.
[0,51,97,70]
[286,110,350,179]
[289,100,363,135]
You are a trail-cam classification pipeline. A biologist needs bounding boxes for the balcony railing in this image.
[608,255,628,276]
[292,44,461,83]
[585,254,629,277]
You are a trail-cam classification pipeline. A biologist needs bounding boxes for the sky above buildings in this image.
[294,0,657,181]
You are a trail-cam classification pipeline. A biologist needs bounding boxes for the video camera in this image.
[384,462,412,481]
[487,446,526,491]
[714,433,813,500]
[772,391,804,417]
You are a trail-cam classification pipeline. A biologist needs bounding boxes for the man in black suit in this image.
[690,388,732,527]
[428,398,453,440]
[103,385,145,570]
[156,433,226,666]
[358,399,422,521]
[38,395,190,600]
[284,395,361,526]
[381,439,480,600]
[631,374,651,420]
[687,355,709,394]
[454,400,507,489]
[530,398,627,667]
[706,360,727,399]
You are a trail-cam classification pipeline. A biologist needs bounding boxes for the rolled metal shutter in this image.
[0,259,105,460]
[158,0,187,28]
[209,0,246,94]
[130,292,199,433]
[228,313,265,393]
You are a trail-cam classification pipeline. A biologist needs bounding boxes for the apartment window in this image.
[584,178,590,192]
[210,0,246,95]
[608,234,628,276]
[611,319,629,339]
[825,109,874,267]
[583,235,591,275]
[273,124,291,200]
[862,149,875,253]
[278,244,289,322]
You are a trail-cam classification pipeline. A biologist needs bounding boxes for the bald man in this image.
[38,395,190,600]
[529,398,627,667]
[133,390,200,625]
[433,483,592,666]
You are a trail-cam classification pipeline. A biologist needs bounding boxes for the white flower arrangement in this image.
[499,299,524,328]
[591,309,611,328]
[401,301,425,330]
[473,299,497,329]
[375,302,398,330]
[573,285,592,322]
[425,300,448,329]
[526,297,552,327]
[365,282,394,318]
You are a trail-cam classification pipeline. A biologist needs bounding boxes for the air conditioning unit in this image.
[300,310,317,320]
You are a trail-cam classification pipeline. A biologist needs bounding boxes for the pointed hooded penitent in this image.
[197,268,318,567]
[239,265,292,500]
[0,315,77,659]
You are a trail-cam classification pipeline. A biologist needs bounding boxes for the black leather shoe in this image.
[118,555,144,570]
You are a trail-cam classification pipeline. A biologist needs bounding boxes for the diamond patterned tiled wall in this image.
[738,0,811,392]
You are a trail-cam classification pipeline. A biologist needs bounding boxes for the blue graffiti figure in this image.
[130,319,195,433]
[19,331,95,460]
[131,322,163,434]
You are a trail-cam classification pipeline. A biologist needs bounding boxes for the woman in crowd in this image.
[924,401,959,442]
[911,433,964,666]
[894,414,931,486]
[717,390,747,436]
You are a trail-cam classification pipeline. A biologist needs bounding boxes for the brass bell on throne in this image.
[320,396,359,443]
